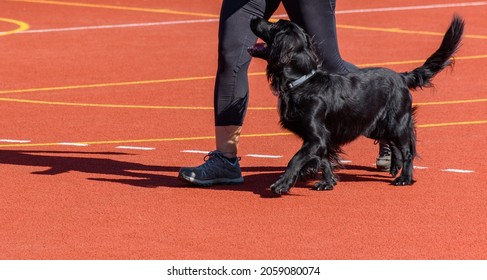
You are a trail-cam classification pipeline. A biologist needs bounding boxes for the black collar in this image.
[286,70,317,90]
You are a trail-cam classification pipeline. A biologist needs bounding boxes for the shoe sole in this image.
[376,166,391,172]
[376,161,391,172]
[178,173,244,186]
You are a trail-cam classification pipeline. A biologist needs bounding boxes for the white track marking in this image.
[335,2,487,14]
[58,142,89,146]
[9,2,486,35]
[414,166,429,170]
[441,169,475,173]
[115,146,155,150]
[181,150,210,154]
[21,19,219,34]
[180,152,477,173]
[246,154,282,159]
[181,150,282,158]
[0,141,479,174]
[0,139,31,143]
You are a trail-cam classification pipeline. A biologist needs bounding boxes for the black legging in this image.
[214,0,357,126]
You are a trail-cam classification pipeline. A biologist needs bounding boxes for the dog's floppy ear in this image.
[269,24,315,67]
[269,25,319,68]
[269,30,295,66]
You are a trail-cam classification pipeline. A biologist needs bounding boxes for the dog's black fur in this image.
[248,16,464,195]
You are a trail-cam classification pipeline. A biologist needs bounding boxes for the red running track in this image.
[0,0,486,259]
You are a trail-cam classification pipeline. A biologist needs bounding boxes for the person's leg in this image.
[215,126,241,159]
[214,0,281,159]
[179,0,281,186]
[282,0,357,74]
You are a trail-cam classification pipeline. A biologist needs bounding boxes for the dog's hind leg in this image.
[391,118,416,186]
[389,141,403,177]
[392,147,414,185]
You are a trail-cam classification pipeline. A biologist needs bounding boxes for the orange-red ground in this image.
[0,0,486,259]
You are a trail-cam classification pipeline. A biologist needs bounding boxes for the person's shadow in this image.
[0,150,281,197]
[0,150,392,198]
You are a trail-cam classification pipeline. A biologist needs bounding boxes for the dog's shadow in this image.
[337,164,393,183]
[0,150,392,198]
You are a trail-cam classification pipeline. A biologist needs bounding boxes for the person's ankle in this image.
[222,155,238,164]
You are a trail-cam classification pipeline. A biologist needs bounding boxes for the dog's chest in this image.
[278,95,311,136]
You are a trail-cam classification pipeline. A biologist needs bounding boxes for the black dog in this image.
[248,16,464,195]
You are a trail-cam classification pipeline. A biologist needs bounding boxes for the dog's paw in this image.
[313,180,336,191]
[270,176,295,195]
[392,176,414,186]
[270,183,290,195]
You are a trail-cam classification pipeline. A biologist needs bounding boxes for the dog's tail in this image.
[402,15,464,89]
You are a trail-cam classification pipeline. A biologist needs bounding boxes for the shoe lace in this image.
[203,150,223,162]
[374,140,391,156]
[378,143,391,157]
[203,151,240,165]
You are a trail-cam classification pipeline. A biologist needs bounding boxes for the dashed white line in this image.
[246,154,282,159]
[181,150,210,154]
[0,139,31,143]
[181,150,283,158]
[441,169,475,173]
[414,166,429,170]
[180,151,476,173]
[0,140,478,174]
[58,142,89,147]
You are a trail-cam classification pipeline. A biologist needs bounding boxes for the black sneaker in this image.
[178,151,244,186]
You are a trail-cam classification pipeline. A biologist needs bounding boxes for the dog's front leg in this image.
[271,141,319,195]
[313,159,337,191]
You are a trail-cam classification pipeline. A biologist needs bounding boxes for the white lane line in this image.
[181,150,283,158]
[0,141,478,175]
[0,139,31,143]
[58,142,89,146]
[11,2,486,35]
[246,154,282,159]
[116,146,155,150]
[21,18,219,34]
[335,2,487,14]
[414,166,428,170]
[441,169,475,173]
[181,150,210,154]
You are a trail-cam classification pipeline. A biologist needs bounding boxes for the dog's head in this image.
[248,17,318,66]
[248,17,320,93]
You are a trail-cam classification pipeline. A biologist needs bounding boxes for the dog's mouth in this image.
[247,42,268,58]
